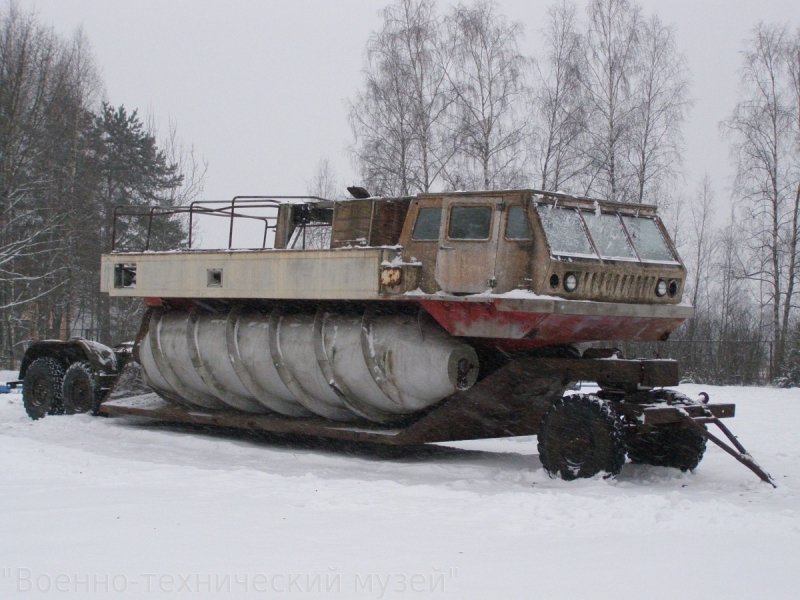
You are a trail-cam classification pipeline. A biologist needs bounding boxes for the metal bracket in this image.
[679,408,775,487]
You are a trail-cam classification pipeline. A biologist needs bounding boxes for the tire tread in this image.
[538,393,626,480]
[22,357,66,420]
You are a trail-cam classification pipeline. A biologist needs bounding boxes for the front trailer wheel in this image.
[626,423,707,472]
[538,394,626,480]
[625,390,708,472]
[22,358,66,420]
[62,361,102,415]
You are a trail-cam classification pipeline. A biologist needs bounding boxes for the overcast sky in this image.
[16,0,800,206]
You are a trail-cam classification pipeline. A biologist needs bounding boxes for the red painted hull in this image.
[419,299,687,350]
[145,294,689,352]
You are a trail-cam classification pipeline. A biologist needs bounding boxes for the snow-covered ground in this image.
[1,371,798,599]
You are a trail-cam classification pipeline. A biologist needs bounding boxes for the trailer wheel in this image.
[62,361,101,415]
[22,358,66,419]
[626,423,707,472]
[538,394,626,480]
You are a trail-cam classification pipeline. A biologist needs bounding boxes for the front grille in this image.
[575,271,667,302]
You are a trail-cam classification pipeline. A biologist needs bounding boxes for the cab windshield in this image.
[583,212,636,260]
[536,205,596,258]
[536,204,677,264]
[621,215,676,262]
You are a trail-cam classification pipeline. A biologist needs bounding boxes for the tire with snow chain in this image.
[538,394,626,480]
[625,389,708,472]
[626,423,707,472]
[22,357,66,420]
[62,361,102,415]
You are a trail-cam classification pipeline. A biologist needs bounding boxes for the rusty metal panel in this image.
[526,201,554,293]
[101,248,391,300]
[369,198,411,246]
[273,204,295,249]
[640,360,681,387]
[523,190,687,304]
[330,199,373,248]
[643,404,736,424]
[517,357,680,388]
[539,258,686,304]
[419,297,692,344]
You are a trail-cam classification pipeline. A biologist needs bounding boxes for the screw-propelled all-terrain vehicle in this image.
[18,189,773,483]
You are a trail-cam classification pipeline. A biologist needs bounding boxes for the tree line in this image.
[2,0,800,384]
[649,20,800,385]
[695,21,800,384]
[0,3,199,367]
[347,0,690,204]
[347,0,800,384]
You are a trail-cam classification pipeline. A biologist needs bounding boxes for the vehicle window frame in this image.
[620,214,679,264]
[411,206,443,241]
[503,204,533,242]
[581,210,638,262]
[535,204,598,259]
[445,204,495,241]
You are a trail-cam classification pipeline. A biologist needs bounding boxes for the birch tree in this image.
[579,0,642,202]
[530,1,587,192]
[684,175,716,339]
[723,23,800,374]
[627,14,690,203]
[0,3,92,362]
[444,1,529,190]
[348,0,452,196]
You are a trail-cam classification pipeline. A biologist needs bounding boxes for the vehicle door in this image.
[494,197,534,293]
[435,197,502,294]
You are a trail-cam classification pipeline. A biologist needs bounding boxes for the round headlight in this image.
[668,280,679,297]
[564,272,578,292]
[549,274,560,288]
[655,279,667,297]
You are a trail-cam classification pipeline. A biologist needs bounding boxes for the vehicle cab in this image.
[397,190,685,304]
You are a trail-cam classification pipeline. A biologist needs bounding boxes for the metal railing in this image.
[110,196,329,252]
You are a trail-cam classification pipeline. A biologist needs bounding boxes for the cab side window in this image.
[448,206,492,240]
[412,207,442,240]
[505,205,532,240]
